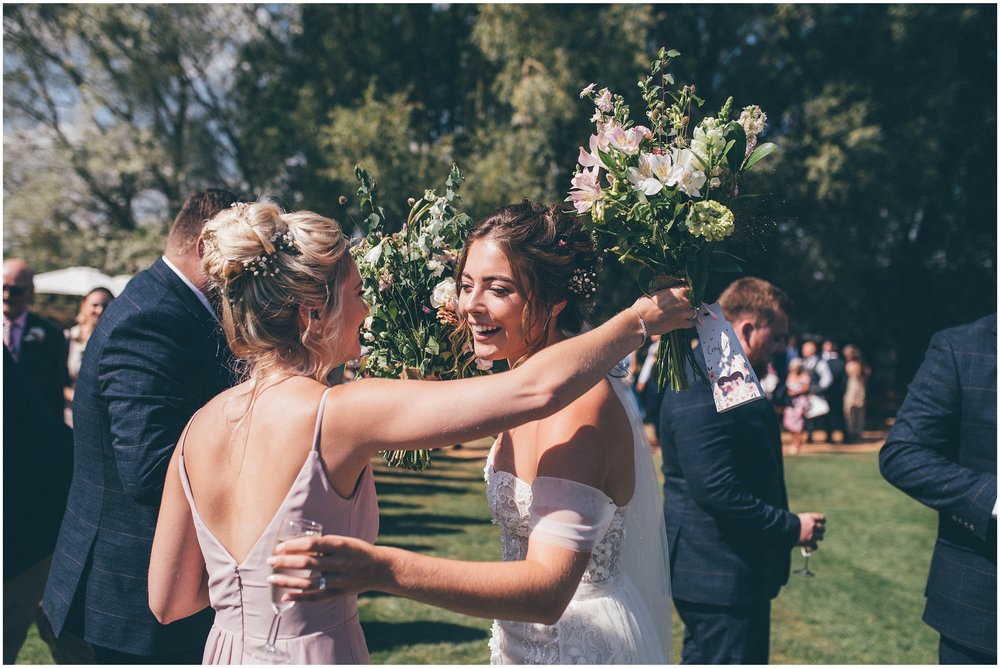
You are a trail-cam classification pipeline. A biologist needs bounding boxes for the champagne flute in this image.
[246,518,323,663]
[794,546,815,578]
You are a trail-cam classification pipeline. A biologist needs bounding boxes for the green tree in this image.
[3,4,260,248]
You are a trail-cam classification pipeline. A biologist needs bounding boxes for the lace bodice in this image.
[480,375,671,665]
[484,458,628,585]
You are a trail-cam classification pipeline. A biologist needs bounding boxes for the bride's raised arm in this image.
[328,287,692,461]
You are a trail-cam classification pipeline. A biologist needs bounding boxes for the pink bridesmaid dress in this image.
[178,387,379,664]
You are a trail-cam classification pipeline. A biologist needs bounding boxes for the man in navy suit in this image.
[42,189,242,664]
[880,313,996,665]
[3,258,75,663]
[659,277,826,664]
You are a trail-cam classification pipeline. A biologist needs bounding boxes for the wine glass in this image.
[794,546,815,578]
[245,518,323,663]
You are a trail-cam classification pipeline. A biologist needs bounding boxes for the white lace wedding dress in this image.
[484,375,672,664]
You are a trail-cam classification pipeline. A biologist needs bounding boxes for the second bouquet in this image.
[351,164,486,469]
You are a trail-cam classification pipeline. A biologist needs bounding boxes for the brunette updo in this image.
[201,200,352,383]
[454,200,599,362]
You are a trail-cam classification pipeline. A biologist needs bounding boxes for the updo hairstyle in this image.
[454,200,599,363]
[201,200,352,383]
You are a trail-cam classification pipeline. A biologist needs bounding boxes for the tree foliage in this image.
[3,4,995,395]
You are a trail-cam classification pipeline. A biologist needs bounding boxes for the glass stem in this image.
[265,611,283,649]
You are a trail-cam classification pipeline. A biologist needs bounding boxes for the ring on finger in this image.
[317,574,327,591]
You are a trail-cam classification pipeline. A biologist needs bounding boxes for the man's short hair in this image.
[718,276,792,326]
[165,188,243,255]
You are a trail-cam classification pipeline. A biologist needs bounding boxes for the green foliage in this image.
[3,4,995,395]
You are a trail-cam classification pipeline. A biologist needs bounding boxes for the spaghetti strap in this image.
[179,408,203,457]
[311,387,334,452]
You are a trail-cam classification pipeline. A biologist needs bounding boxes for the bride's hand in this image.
[268,535,385,602]
[632,284,697,337]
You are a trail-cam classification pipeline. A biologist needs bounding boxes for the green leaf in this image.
[725,122,747,175]
[666,49,680,57]
[708,250,744,273]
[425,337,439,355]
[743,142,777,171]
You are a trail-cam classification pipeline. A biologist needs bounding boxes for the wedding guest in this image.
[820,339,847,443]
[658,277,826,664]
[880,313,996,665]
[43,189,243,664]
[842,344,870,443]
[782,358,811,455]
[801,339,831,442]
[3,259,67,418]
[149,200,693,664]
[64,287,115,422]
[3,258,76,664]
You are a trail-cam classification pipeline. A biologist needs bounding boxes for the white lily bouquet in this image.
[351,164,485,469]
[568,47,776,391]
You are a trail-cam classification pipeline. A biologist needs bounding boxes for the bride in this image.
[271,201,677,664]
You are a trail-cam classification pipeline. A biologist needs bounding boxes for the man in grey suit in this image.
[43,189,242,663]
[880,313,996,664]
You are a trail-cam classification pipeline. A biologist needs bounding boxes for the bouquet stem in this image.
[380,367,432,470]
[655,328,707,392]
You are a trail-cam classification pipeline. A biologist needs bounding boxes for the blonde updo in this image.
[201,199,352,383]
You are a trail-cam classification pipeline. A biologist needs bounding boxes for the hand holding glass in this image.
[794,546,815,578]
[245,518,323,663]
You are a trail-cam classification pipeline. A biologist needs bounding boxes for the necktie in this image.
[4,320,20,362]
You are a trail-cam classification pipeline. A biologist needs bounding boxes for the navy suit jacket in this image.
[659,376,801,605]
[3,336,73,580]
[880,313,997,655]
[43,258,235,657]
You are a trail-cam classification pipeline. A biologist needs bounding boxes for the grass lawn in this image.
[15,444,939,664]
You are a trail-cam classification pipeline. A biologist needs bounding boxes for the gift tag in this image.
[694,302,765,413]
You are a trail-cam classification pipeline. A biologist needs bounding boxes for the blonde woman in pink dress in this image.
[271,202,680,664]
[148,200,694,664]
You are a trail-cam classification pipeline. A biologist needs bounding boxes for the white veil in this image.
[608,374,673,661]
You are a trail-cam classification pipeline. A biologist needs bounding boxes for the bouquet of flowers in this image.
[569,47,776,391]
[351,164,485,469]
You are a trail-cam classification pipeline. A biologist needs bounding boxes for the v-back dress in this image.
[179,387,379,664]
[484,375,672,664]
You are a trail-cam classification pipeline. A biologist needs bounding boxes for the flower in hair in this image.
[568,267,598,299]
[239,229,301,278]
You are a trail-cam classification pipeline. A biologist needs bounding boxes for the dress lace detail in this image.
[481,375,670,665]
[485,458,652,664]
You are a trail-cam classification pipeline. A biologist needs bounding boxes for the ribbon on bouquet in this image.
[693,302,766,413]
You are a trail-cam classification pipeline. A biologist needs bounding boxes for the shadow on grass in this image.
[378,512,491,537]
[374,498,421,510]
[374,467,485,484]
[373,480,475,496]
[363,620,488,652]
